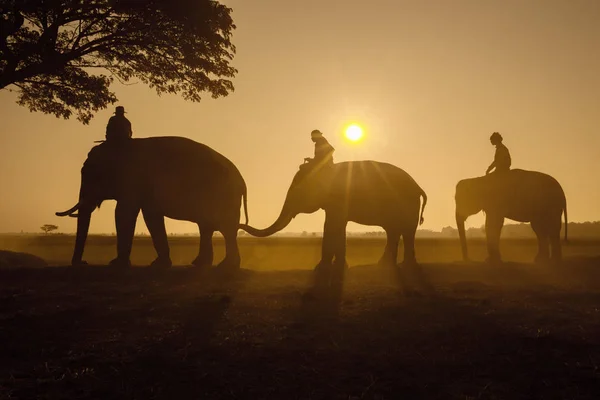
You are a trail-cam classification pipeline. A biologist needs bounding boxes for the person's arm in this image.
[486,161,495,175]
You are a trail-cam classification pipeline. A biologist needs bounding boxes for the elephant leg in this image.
[549,230,562,264]
[217,227,241,270]
[485,214,504,263]
[317,219,334,268]
[402,229,417,267]
[546,215,562,264]
[142,208,172,268]
[531,220,550,264]
[110,202,140,268]
[315,214,338,270]
[331,219,348,269]
[378,229,400,267]
[192,225,214,267]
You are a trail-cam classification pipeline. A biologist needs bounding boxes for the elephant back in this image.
[86,136,246,195]
[332,161,424,200]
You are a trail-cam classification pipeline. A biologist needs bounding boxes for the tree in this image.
[40,224,58,234]
[0,0,237,123]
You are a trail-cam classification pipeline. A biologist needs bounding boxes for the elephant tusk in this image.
[56,203,80,217]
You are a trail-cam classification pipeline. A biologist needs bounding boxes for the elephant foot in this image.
[108,257,131,268]
[332,259,348,271]
[377,256,397,268]
[314,260,347,275]
[400,258,419,268]
[314,260,333,272]
[216,257,240,271]
[71,259,88,267]
[149,257,172,269]
[191,256,213,268]
[315,258,347,270]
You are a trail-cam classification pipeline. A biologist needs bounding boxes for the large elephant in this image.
[56,137,248,269]
[239,161,427,268]
[455,169,567,263]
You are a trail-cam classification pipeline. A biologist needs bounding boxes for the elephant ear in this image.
[84,142,129,175]
[293,163,335,186]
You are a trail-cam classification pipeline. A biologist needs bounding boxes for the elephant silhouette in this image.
[239,161,427,269]
[455,169,568,264]
[56,137,248,269]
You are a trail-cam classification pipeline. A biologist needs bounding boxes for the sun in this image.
[345,124,364,142]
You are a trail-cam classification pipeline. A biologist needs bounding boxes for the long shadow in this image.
[393,263,438,298]
[296,264,346,324]
[3,263,600,399]
[449,257,600,291]
[380,262,600,399]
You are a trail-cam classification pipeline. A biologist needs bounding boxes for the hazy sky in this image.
[1,0,599,234]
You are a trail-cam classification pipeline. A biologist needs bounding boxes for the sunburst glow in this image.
[345,124,364,142]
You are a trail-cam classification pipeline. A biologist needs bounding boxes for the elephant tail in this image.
[563,201,568,243]
[419,189,427,226]
[242,184,249,225]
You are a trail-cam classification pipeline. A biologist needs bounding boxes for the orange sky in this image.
[1,0,599,234]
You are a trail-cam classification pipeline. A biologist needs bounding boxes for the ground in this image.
[0,236,599,399]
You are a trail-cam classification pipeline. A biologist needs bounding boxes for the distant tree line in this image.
[11,221,600,239]
[345,222,600,239]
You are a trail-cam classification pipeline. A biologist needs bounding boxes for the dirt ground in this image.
[0,237,599,399]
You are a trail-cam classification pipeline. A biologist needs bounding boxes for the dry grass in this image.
[0,237,599,399]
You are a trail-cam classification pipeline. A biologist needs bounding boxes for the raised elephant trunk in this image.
[239,205,294,238]
[456,212,468,261]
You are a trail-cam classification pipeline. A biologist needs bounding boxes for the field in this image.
[1,235,600,399]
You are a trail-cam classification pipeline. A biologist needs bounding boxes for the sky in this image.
[1,0,600,234]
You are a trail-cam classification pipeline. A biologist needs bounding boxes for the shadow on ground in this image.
[0,259,599,399]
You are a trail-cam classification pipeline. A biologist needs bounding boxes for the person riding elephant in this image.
[303,129,335,168]
[240,159,427,269]
[56,136,248,269]
[486,132,511,175]
[455,169,567,264]
[105,106,133,143]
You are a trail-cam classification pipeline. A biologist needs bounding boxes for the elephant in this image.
[239,161,427,268]
[56,136,248,269]
[455,169,568,264]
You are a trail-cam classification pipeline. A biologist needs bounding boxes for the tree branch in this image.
[0,0,237,123]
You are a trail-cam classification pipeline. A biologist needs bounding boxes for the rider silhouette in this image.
[304,129,334,167]
[105,106,133,143]
[486,132,511,175]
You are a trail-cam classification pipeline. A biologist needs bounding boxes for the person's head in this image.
[311,129,323,142]
[115,106,126,116]
[490,131,502,145]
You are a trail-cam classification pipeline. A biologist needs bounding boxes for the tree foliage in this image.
[40,224,58,234]
[0,0,237,123]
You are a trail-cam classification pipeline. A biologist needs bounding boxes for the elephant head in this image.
[240,164,335,237]
[454,177,494,261]
[56,143,126,264]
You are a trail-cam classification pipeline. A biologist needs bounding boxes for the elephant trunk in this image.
[456,212,468,261]
[71,209,92,265]
[56,203,80,217]
[239,205,294,238]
